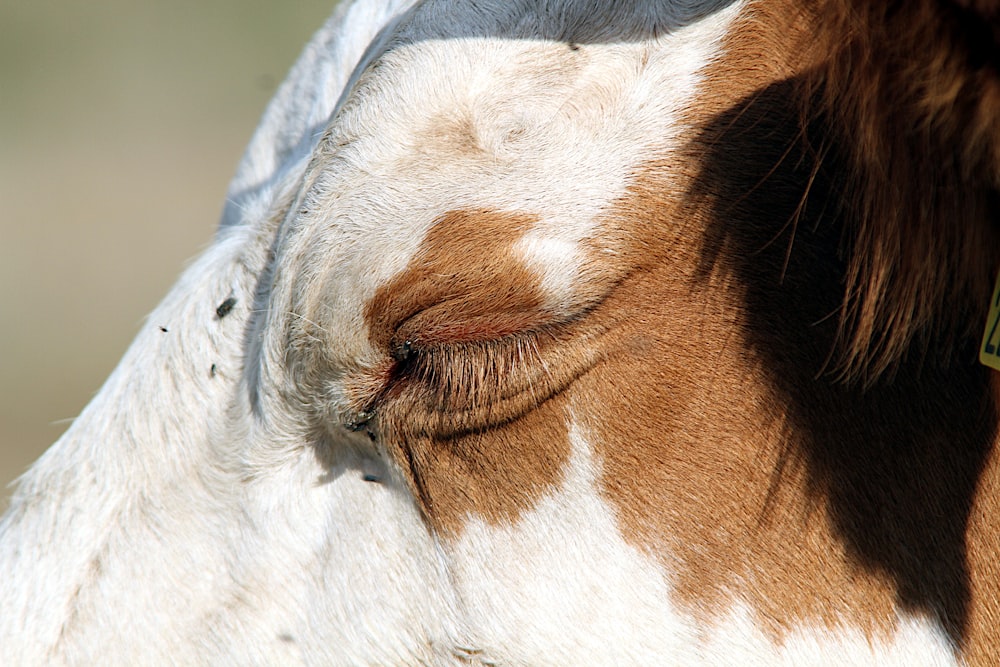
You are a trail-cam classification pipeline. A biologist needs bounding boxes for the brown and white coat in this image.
[2,0,999,664]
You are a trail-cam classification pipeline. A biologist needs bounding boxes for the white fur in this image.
[446,418,697,665]
[703,606,959,666]
[446,419,960,666]
[0,1,964,664]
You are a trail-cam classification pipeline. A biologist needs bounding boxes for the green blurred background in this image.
[0,1,335,510]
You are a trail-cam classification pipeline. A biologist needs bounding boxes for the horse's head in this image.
[4,1,1000,664]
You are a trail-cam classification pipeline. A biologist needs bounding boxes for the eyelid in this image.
[391,306,555,353]
[393,330,544,405]
[370,320,602,439]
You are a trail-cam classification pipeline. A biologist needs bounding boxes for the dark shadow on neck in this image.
[687,75,998,644]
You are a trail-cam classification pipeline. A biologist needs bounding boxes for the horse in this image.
[2,0,999,663]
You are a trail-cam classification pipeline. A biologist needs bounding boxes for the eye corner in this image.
[345,409,374,432]
[392,339,415,362]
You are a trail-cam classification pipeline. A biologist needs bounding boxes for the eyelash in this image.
[388,332,545,413]
[347,318,597,440]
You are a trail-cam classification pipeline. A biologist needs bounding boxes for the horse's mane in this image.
[803,0,1000,382]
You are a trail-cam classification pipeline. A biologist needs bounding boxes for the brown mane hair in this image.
[803,0,1000,381]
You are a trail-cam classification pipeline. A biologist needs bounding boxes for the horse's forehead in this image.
[278,7,742,369]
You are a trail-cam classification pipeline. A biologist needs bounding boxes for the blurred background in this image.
[0,1,335,510]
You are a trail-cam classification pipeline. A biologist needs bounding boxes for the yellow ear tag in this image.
[980,271,1000,370]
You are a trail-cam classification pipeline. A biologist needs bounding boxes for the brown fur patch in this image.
[365,209,545,353]
[965,377,1000,666]
[361,209,607,534]
[586,159,998,648]
[575,0,1000,657]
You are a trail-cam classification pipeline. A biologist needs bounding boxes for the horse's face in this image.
[4,0,1000,664]
[233,8,746,661]
[264,4,736,527]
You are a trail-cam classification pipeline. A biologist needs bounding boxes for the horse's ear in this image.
[806,0,1000,382]
[219,1,413,230]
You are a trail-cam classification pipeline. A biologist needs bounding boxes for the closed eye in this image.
[365,320,602,440]
[354,207,622,439]
[391,332,548,411]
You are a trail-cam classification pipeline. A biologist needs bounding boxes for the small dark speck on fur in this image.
[158,326,168,333]
[215,297,237,319]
